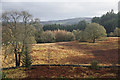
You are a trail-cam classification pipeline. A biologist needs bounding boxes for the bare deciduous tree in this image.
[2,11,36,67]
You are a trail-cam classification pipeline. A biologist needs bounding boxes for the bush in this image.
[35,30,44,43]
[72,29,88,42]
[22,45,32,67]
[0,71,6,79]
[65,32,75,41]
[113,27,120,37]
[90,60,99,69]
[40,31,56,43]
[108,32,114,37]
[2,72,6,78]
[53,30,75,42]
[78,30,88,42]
[72,29,81,40]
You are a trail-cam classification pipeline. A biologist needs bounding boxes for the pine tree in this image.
[22,45,32,67]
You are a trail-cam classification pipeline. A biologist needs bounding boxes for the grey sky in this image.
[1,0,119,21]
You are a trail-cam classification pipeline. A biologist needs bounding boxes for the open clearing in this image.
[2,37,119,79]
[2,37,119,68]
[31,37,119,66]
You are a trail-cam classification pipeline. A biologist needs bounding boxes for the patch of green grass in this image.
[3,67,27,79]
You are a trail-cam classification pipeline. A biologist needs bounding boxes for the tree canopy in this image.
[43,20,88,32]
[92,9,118,34]
[2,11,36,67]
[85,23,107,43]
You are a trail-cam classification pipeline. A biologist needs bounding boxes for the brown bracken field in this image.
[2,37,120,79]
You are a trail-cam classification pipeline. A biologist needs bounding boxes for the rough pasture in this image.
[2,37,119,68]
[30,37,119,66]
[2,37,119,79]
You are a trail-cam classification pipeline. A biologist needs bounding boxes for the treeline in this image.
[43,10,119,36]
[92,9,118,34]
[36,10,120,43]
[43,20,87,32]
[37,23,107,43]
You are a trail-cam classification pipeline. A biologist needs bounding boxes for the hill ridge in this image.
[40,17,92,25]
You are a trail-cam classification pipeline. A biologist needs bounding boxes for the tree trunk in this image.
[15,47,19,67]
[15,53,18,67]
[18,53,21,66]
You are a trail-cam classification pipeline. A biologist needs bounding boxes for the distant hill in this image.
[40,17,92,25]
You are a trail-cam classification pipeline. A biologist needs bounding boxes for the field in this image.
[2,66,118,79]
[2,37,120,79]
[30,37,119,66]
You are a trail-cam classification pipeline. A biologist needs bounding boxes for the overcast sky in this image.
[1,0,119,21]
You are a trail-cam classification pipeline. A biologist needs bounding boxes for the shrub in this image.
[109,32,114,37]
[78,30,88,42]
[40,31,56,43]
[113,27,120,37]
[72,29,81,40]
[0,71,6,79]
[65,32,75,41]
[53,30,75,42]
[35,30,44,43]
[22,45,32,67]
[90,60,99,69]
[72,29,88,42]
[2,72,6,78]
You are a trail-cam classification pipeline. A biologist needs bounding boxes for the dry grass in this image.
[2,37,119,68]
[30,37,119,66]
[2,66,117,79]
[2,37,119,79]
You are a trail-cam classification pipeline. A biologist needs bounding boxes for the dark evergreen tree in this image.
[22,45,32,67]
[75,20,87,30]
[92,9,118,34]
[118,12,120,28]
[92,17,100,23]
